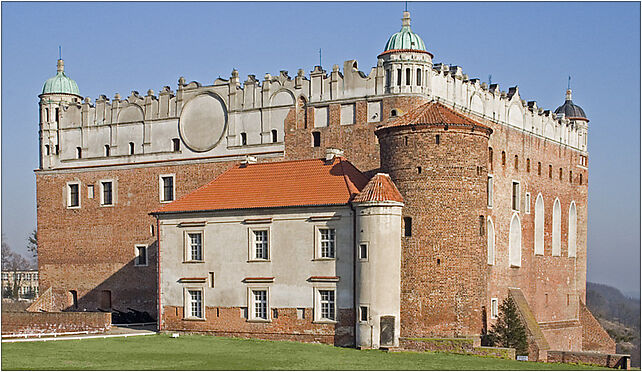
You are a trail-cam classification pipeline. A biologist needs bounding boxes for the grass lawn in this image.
[1,334,609,370]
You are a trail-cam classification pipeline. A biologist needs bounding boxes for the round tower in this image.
[353,174,404,349]
[554,89,589,151]
[378,11,433,95]
[39,58,82,169]
[375,101,492,338]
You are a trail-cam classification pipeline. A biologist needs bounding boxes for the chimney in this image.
[325,148,344,162]
[241,155,258,166]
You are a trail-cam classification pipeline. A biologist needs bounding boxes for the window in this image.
[569,171,573,184]
[249,289,268,321]
[501,151,506,166]
[579,173,583,185]
[2,273,7,281]
[70,290,78,309]
[534,193,545,255]
[45,144,50,155]
[417,166,422,174]
[100,180,114,206]
[490,298,498,319]
[67,182,80,208]
[538,162,542,176]
[186,289,203,319]
[240,132,247,146]
[271,129,278,143]
[76,147,82,159]
[405,68,411,85]
[549,165,552,178]
[172,138,180,152]
[104,145,110,157]
[358,242,368,261]
[568,201,577,258]
[385,69,391,87]
[316,289,336,321]
[129,142,135,155]
[488,148,493,170]
[525,192,531,214]
[318,228,336,258]
[250,229,269,260]
[479,215,485,236]
[559,168,563,180]
[87,185,94,199]
[159,175,175,202]
[487,217,495,265]
[397,69,402,86]
[312,132,321,147]
[514,155,519,170]
[436,134,440,145]
[509,213,522,267]
[55,108,59,123]
[55,145,59,155]
[487,176,493,208]
[552,198,561,256]
[391,109,398,117]
[404,136,408,145]
[512,181,520,211]
[359,305,369,323]
[416,68,422,85]
[403,217,412,237]
[135,245,147,266]
[45,108,49,122]
[186,232,203,261]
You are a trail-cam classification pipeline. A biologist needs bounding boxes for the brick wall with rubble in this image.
[1,311,111,335]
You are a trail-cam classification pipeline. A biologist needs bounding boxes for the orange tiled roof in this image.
[379,100,491,131]
[153,157,369,214]
[353,173,404,203]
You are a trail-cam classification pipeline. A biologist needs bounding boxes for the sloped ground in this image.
[1,334,608,370]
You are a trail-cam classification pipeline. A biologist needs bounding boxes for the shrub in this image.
[486,297,528,355]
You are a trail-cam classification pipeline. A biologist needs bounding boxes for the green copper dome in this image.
[384,11,427,52]
[42,59,80,96]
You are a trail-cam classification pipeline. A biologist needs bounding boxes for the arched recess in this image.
[552,198,561,256]
[270,89,295,107]
[487,217,495,265]
[508,104,524,129]
[296,96,308,129]
[534,193,544,255]
[509,213,522,267]
[470,94,484,116]
[568,201,577,257]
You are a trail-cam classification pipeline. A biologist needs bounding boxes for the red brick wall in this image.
[377,124,491,338]
[1,311,111,335]
[162,306,354,346]
[547,350,629,369]
[579,300,616,353]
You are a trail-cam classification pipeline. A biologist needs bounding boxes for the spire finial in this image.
[402,8,411,28]
[566,76,572,101]
[405,1,408,12]
[59,46,62,60]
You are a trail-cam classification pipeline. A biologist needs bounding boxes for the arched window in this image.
[271,129,278,143]
[436,135,440,145]
[487,217,495,265]
[549,165,552,178]
[559,167,563,180]
[391,109,398,117]
[501,151,506,166]
[76,147,82,159]
[579,173,583,185]
[129,142,135,155]
[488,147,493,170]
[397,69,402,86]
[552,198,561,256]
[534,193,544,255]
[509,213,522,267]
[405,68,411,85]
[568,201,577,257]
[55,108,59,123]
[526,158,530,173]
[416,68,422,85]
[45,108,49,122]
[538,162,542,176]
[514,155,519,170]
[104,145,110,157]
[385,70,391,87]
[240,132,247,146]
[172,138,180,152]
[569,170,573,184]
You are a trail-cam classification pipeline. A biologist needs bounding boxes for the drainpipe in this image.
[156,217,162,332]
[351,203,357,348]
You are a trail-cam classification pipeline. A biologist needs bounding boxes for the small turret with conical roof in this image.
[554,88,589,151]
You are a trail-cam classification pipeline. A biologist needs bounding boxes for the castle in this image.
[35,10,615,358]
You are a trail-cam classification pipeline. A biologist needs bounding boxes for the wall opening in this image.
[104,145,110,157]
[501,151,506,166]
[172,138,180,152]
[240,132,247,146]
[552,198,561,256]
[45,144,50,156]
[535,193,544,255]
[436,134,440,145]
[568,201,577,257]
[526,158,530,173]
[129,142,135,155]
[312,132,321,147]
[487,217,495,265]
[76,147,82,159]
[509,213,522,267]
[514,155,519,170]
[271,129,278,143]
[489,147,493,170]
[403,217,412,237]
[416,68,422,85]
[405,68,411,85]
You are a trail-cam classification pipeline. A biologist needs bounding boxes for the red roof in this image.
[153,157,369,214]
[353,173,404,203]
[378,100,491,132]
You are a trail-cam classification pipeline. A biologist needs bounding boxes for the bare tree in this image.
[2,234,30,299]
[26,228,37,261]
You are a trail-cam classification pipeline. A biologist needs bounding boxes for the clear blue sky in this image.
[2,2,640,296]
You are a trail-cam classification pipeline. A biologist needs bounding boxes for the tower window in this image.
[385,69,391,87]
[403,217,412,237]
[240,132,247,146]
[569,170,573,184]
[579,173,583,185]
[45,144,50,156]
[559,167,563,180]
[436,135,440,145]
[391,109,398,117]
[406,68,411,85]
[488,148,493,170]
[417,166,422,174]
[397,69,402,86]
[129,142,135,155]
[501,151,506,166]
[104,145,110,157]
[487,176,493,208]
[271,129,278,143]
[538,162,542,176]
[549,165,552,178]
[526,158,530,173]
[512,181,520,211]
[416,68,422,85]
[514,155,518,170]
[312,132,321,147]
[55,108,59,123]
[76,147,82,159]
[479,215,485,236]
[45,108,49,122]
[404,136,408,145]
[172,138,180,152]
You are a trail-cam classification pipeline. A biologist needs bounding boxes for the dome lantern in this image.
[42,59,80,96]
[554,89,588,122]
[383,11,427,53]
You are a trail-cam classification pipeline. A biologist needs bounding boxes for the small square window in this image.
[67,182,80,208]
[159,175,175,203]
[185,232,203,262]
[135,245,147,266]
[490,298,498,319]
[358,243,368,261]
[296,308,305,319]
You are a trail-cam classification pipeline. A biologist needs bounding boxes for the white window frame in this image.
[134,244,148,267]
[87,185,94,199]
[511,180,521,212]
[247,287,271,322]
[99,179,116,207]
[184,230,204,262]
[487,175,493,208]
[66,181,81,209]
[490,298,498,319]
[314,226,337,260]
[359,304,370,324]
[358,241,369,262]
[183,287,205,320]
[487,217,495,265]
[314,287,337,323]
[248,227,270,262]
[159,174,175,203]
[524,192,531,214]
